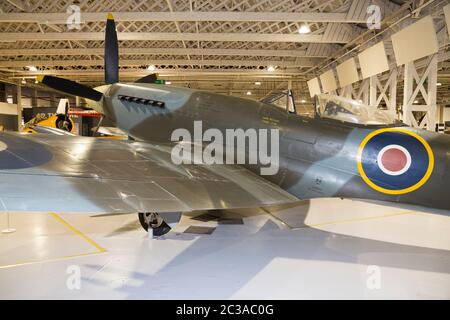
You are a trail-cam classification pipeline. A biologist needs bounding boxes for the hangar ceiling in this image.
[0,0,448,104]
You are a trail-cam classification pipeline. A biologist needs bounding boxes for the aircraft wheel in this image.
[138,212,171,236]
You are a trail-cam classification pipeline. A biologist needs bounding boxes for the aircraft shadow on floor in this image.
[80,203,450,299]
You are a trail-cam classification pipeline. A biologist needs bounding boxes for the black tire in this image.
[55,115,73,132]
[138,212,150,231]
[138,212,171,236]
[153,221,171,236]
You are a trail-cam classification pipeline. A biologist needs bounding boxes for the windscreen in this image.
[316,94,397,125]
[261,90,296,113]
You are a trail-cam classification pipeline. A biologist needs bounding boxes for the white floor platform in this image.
[0,198,449,299]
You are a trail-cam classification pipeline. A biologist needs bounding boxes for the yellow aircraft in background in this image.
[22,98,126,139]
[22,99,75,134]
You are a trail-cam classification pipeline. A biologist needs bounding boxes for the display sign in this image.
[307,77,321,97]
[358,42,390,79]
[336,57,359,87]
[319,69,337,93]
[391,16,438,66]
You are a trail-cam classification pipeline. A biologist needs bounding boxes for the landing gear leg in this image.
[138,212,171,237]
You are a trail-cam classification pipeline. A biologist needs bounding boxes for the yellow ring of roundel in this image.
[356,128,434,195]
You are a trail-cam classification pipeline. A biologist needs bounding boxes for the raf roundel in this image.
[357,128,434,195]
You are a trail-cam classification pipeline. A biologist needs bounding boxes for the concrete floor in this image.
[0,198,449,299]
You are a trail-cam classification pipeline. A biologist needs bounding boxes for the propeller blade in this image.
[135,73,158,84]
[37,75,103,101]
[105,13,119,84]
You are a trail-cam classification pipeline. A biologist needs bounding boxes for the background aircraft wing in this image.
[0,132,298,214]
[32,125,77,135]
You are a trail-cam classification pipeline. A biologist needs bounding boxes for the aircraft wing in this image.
[0,132,298,214]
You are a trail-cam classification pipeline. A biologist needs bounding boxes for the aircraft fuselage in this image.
[100,83,450,210]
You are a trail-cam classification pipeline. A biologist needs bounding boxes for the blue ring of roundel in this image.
[360,131,429,190]
[0,135,53,169]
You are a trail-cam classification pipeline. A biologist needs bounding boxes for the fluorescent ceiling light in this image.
[300,99,306,103]
[147,65,156,71]
[246,91,252,95]
[27,66,38,71]
[267,66,275,72]
[298,24,311,34]
[254,82,261,86]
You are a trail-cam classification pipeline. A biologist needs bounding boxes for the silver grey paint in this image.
[1,82,449,214]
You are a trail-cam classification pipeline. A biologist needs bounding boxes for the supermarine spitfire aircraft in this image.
[1,14,449,236]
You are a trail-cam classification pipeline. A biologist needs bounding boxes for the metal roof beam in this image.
[10,69,304,77]
[0,58,319,68]
[5,0,27,11]
[0,11,366,23]
[0,32,347,43]
[0,47,321,58]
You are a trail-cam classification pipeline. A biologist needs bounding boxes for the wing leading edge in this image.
[0,132,298,214]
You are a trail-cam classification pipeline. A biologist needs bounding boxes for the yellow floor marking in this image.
[0,251,105,270]
[0,213,108,270]
[50,212,107,253]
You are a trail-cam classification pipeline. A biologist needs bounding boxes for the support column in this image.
[50,93,57,108]
[12,86,17,104]
[339,85,354,99]
[369,75,377,107]
[368,69,397,116]
[343,79,369,104]
[402,63,414,125]
[389,69,397,117]
[356,79,370,105]
[402,55,437,131]
[438,105,444,124]
[16,84,22,131]
[0,83,7,102]
[427,55,438,131]
[31,88,38,107]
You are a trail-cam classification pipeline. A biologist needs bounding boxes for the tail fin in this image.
[56,98,69,114]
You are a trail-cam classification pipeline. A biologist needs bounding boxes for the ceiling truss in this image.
[0,0,447,103]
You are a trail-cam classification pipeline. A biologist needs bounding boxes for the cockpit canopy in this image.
[315,94,398,126]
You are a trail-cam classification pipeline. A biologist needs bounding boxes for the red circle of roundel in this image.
[381,148,407,172]
[376,144,412,177]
